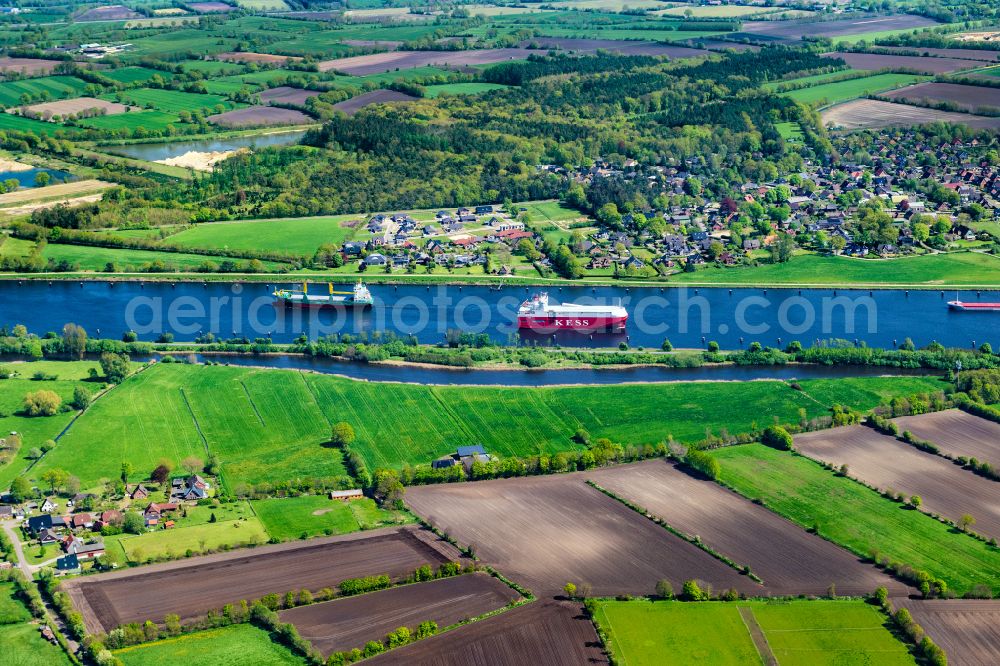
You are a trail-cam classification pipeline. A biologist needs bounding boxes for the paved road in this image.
[2,522,33,578]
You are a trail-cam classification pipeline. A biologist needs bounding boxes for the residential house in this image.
[70,513,94,530]
[172,474,211,501]
[128,484,149,501]
[40,498,57,513]
[144,502,178,528]
[431,445,493,472]
[55,554,80,573]
[364,253,387,267]
[98,510,123,528]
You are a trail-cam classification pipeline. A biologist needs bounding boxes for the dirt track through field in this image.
[280,573,519,656]
[405,474,761,597]
[894,409,1000,466]
[63,526,462,633]
[795,426,1000,540]
[892,598,1000,666]
[588,460,908,596]
[365,600,608,665]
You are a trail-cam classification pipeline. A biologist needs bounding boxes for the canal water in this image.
[1,280,997,350]
[103,130,307,162]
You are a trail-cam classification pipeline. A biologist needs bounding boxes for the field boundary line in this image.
[239,380,266,426]
[738,605,778,666]
[298,371,332,427]
[178,387,211,458]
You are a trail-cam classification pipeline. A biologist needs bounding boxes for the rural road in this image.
[2,523,33,578]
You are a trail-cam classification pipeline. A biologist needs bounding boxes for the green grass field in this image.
[122,31,239,60]
[424,83,511,97]
[660,4,782,17]
[117,518,270,562]
[0,75,89,107]
[753,601,914,666]
[39,243,288,272]
[0,583,31,625]
[594,600,761,665]
[75,110,182,132]
[27,363,943,489]
[784,73,929,106]
[0,113,71,135]
[167,214,362,256]
[775,121,804,141]
[251,495,411,540]
[0,361,105,489]
[114,624,305,665]
[107,88,239,115]
[671,251,1000,286]
[102,67,172,85]
[0,622,74,666]
[593,600,913,666]
[179,60,247,76]
[763,70,862,92]
[711,444,1000,595]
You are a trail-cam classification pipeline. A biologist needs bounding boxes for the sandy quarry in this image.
[155,149,243,171]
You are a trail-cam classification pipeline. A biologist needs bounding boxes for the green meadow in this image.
[424,83,510,97]
[114,624,304,666]
[593,600,914,666]
[671,251,1000,286]
[251,495,411,540]
[38,243,289,272]
[0,583,73,665]
[711,444,1000,595]
[784,73,929,106]
[25,363,943,489]
[0,75,88,107]
[76,110,182,132]
[167,214,362,256]
[102,67,172,85]
[106,88,239,114]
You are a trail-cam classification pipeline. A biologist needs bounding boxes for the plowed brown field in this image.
[795,426,1000,540]
[365,600,608,665]
[404,475,761,597]
[280,573,519,656]
[893,410,1000,465]
[588,459,908,596]
[64,526,462,634]
[892,598,1000,666]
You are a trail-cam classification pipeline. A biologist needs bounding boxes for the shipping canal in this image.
[1,280,998,351]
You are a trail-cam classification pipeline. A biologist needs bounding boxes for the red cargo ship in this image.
[948,300,1000,311]
[517,292,628,331]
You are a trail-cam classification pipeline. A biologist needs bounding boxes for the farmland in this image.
[114,624,305,666]
[258,87,320,107]
[710,443,1000,595]
[75,110,181,132]
[588,460,906,596]
[36,242,288,273]
[670,250,1000,285]
[0,56,62,75]
[784,73,929,106]
[827,52,983,74]
[892,599,1000,666]
[594,599,914,666]
[822,98,1000,130]
[64,526,462,634]
[0,583,73,666]
[423,83,510,98]
[892,409,1000,465]
[251,495,411,541]
[279,573,519,656]
[365,600,606,665]
[0,75,88,107]
[107,89,237,114]
[741,14,940,41]
[331,90,418,116]
[794,425,1000,540]
[206,106,313,128]
[883,82,1000,112]
[317,49,533,75]
[167,214,361,255]
[404,474,761,596]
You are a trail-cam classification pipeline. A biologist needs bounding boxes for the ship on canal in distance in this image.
[273,281,373,308]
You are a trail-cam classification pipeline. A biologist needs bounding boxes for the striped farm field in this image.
[25,363,944,490]
[75,110,182,131]
[0,112,74,135]
[0,75,89,107]
[105,88,239,114]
